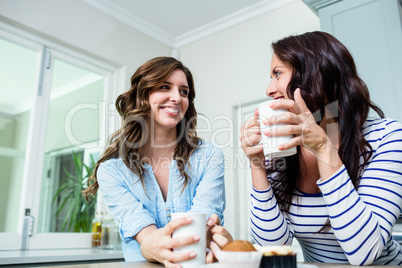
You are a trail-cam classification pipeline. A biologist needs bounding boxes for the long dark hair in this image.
[84,57,201,198]
[268,31,384,213]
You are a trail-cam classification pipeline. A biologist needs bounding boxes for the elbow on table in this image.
[346,247,382,266]
[347,258,373,266]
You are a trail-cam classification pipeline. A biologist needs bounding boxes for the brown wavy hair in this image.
[84,57,201,198]
[267,31,384,215]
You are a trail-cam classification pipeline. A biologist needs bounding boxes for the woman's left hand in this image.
[264,88,332,156]
[205,214,233,263]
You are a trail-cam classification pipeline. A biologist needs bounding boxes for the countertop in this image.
[1,250,400,267]
[51,261,401,268]
[0,248,124,265]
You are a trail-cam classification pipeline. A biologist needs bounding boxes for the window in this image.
[0,23,117,250]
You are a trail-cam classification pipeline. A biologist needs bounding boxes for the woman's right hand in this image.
[138,217,200,267]
[240,108,271,190]
[240,108,265,168]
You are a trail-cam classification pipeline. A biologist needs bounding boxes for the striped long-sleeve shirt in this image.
[250,118,402,265]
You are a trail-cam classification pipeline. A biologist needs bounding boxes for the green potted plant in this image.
[51,151,97,232]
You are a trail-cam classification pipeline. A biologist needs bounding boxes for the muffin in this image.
[255,245,297,268]
[216,240,262,268]
[221,240,257,252]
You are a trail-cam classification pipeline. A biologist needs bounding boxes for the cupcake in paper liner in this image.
[215,240,263,268]
[254,245,297,268]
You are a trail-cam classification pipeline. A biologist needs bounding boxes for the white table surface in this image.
[0,248,124,265]
[53,261,401,268]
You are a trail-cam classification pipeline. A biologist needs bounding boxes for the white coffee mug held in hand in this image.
[171,212,206,267]
[258,100,297,158]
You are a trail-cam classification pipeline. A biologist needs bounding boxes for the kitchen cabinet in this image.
[303,0,402,121]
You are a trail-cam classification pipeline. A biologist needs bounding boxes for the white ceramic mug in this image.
[258,100,297,158]
[171,212,206,267]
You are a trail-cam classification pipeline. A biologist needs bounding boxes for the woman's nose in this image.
[169,88,181,103]
[266,82,276,97]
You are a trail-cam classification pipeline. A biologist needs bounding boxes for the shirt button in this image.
[167,214,171,218]
[166,208,170,211]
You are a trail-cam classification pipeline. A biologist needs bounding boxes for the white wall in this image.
[180,0,319,238]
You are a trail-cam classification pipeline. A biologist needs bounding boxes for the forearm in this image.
[136,225,158,262]
[250,186,292,246]
[250,159,291,244]
[250,162,270,190]
[318,166,384,265]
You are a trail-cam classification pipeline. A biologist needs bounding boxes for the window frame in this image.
[0,21,121,250]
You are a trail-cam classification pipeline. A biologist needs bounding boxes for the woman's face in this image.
[148,69,190,131]
[266,54,293,100]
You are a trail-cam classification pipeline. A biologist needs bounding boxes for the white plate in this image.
[298,264,318,268]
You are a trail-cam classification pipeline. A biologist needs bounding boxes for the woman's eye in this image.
[160,85,169,90]
[275,71,281,78]
[180,90,189,96]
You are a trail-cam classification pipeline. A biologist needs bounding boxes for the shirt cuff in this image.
[119,217,156,241]
[317,165,348,190]
[251,184,273,201]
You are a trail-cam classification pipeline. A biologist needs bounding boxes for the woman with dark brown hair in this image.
[84,57,232,266]
[240,31,402,265]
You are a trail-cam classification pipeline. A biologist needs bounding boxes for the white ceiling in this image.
[80,0,298,48]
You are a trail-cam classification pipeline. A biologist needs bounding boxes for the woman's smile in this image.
[160,105,181,116]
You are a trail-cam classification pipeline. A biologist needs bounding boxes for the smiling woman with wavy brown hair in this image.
[85,57,199,196]
[84,57,232,265]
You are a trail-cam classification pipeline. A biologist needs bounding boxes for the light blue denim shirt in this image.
[97,141,225,262]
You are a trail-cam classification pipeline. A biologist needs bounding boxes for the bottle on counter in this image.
[92,192,108,248]
[92,191,122,250]
[101,212,121,250]
[91,211,103,247]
